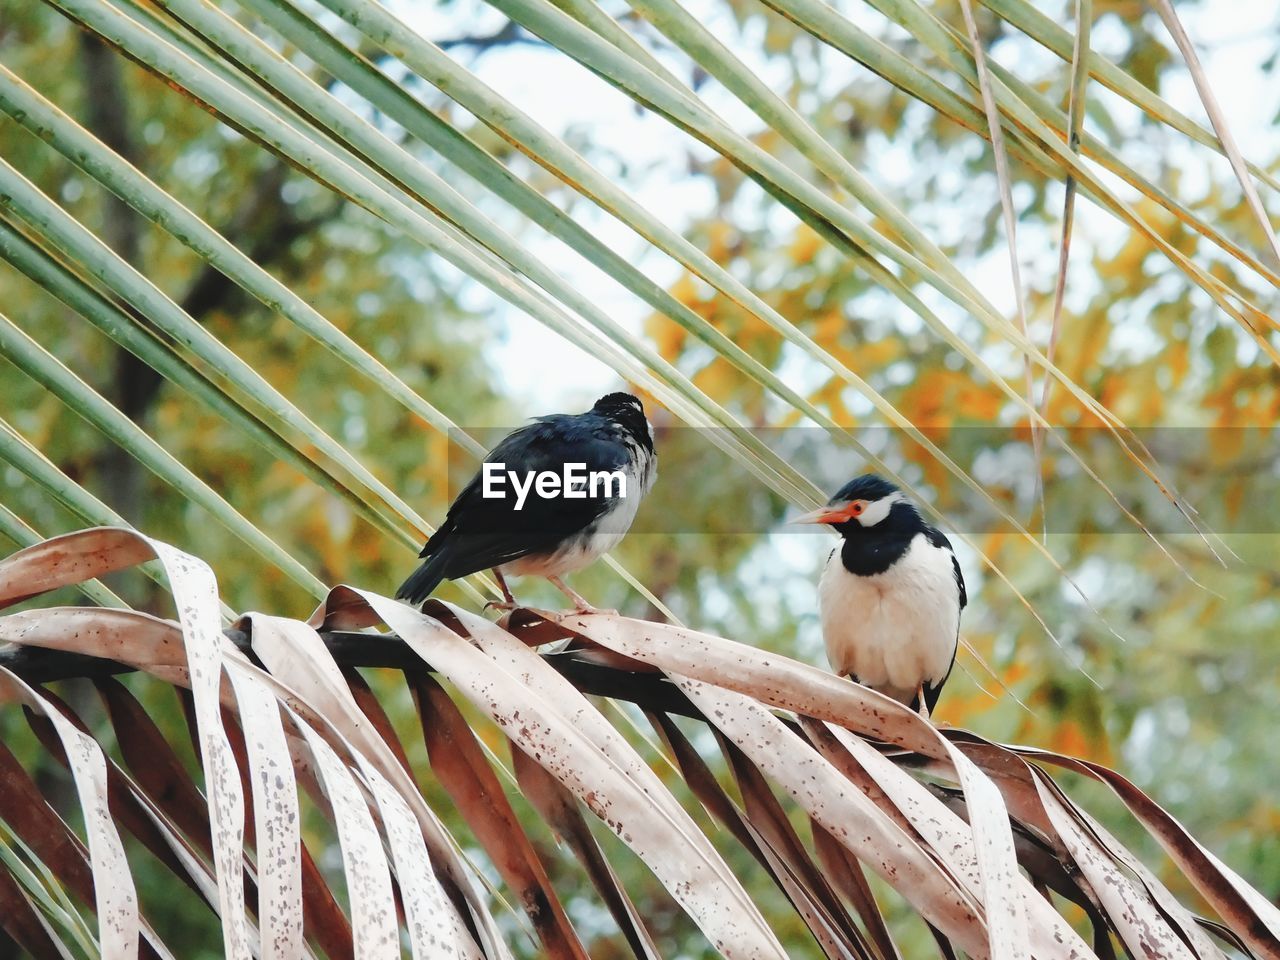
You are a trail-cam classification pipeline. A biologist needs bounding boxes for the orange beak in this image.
[792,502,857,525]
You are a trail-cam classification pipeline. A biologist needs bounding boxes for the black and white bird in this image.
[396,392,655,612]
[794,474,966,716]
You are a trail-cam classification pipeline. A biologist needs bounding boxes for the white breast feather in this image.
[818,532,960,704]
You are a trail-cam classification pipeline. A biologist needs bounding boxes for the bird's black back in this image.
[396,399,652,602]
[430,414,636,561]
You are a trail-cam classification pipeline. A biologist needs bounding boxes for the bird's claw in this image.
[571,603,617,616]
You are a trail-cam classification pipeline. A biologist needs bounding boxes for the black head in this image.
[793,473,925,538]
[593,392,644,417]
[592,392,652,450]
[830,474,900,504]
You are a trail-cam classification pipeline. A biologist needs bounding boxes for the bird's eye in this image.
[850,501,864,515]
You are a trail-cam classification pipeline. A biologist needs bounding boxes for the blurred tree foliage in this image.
[637,0,1280,909]
[1,0,1278,954]
[0,3,505,615]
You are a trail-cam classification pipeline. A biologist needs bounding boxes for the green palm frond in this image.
[0,0,1276,955]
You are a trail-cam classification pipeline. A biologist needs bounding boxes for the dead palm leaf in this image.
[0,528,1272,958]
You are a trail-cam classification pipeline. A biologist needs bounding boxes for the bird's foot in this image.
[489,569,517,607]
[915,684,932,721]
[569,601,618,616]
[547,576,615,616]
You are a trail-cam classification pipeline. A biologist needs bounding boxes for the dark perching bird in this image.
[396,392,655,612]
[793,474,966,716]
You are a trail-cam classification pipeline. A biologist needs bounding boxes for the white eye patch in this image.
[856,491,904,526]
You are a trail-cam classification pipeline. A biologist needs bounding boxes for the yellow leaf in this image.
[788,223,822,265]
[645,313,687,361]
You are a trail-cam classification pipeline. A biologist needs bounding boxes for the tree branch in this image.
[120,161,344,422]
[436,19,548,55]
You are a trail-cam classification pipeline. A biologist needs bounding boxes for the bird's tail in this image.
[395,543,452,605]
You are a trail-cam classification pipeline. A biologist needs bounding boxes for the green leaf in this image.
[0,309,327,597]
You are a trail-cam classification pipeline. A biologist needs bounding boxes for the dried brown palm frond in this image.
[0,527,1274,960]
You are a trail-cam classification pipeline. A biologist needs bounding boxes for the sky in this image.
[390,0,1280,413]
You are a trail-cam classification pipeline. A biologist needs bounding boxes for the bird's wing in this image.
[920,675,949,715]
[951,553,967,609]
[420,416,635,577]
[923,526,966,609]
[920,525,964,715]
